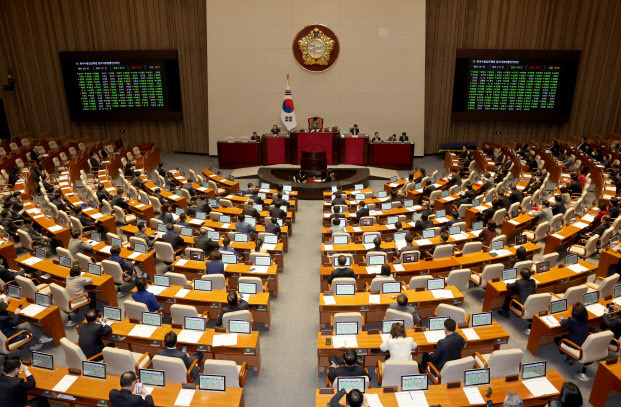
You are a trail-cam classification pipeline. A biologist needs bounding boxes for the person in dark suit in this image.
[415,213,433,231]
[399,132,409,142]
[577,136,588,151]
[269,203,286,219]
[569,174,582,195]
[162,223,184,251]
[420,319,466,373]
[111,189,129,211]
[482,143,494,157]
[329,206,345,223]
[109,371,154,407]
[554,302,589,352]
[88,152,101,173]
[388,294,421,325]
[328,255,355,285]
[206,251,225,275]
[355,201,369,224]
[371,237,387,253]
[175,213,191,228]
[602,304,621,339]
[242,203,260,219]
[0,357,50,407]
[270,125,279,134]
[250,131,261,141]
[0,300,52,349]
[508,186,523,205]
[158,331,203,379]
[498,192,512,211]
[494,151,505,166]
[247,188,264,205]
[159,205,175,225]
[100,148,110,160]
[327,348,370,384]
[551,195,566,216]
[499,269,537,318]
[264,217,281,235]
[327,389,365,407]
[96,184,111,203]
[351,124,360,135]
[331,192,346,206]
[182,179,196,197]
[194,229,219,257]
[371,132,381,142]
[458,145,469,159]
[216,291,249,326]
[78,309,113,360]
[387,134,397,142]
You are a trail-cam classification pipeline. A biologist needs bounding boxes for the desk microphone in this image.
[486,386,492,398]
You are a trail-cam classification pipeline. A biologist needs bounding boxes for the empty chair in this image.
[474,349,523,379]
[559,330,618,381]
[523,221,549,242]
[164,272,190,287]
[238,276,267,293]
[49,283,89,326]
[103,347,151,376]
[208,180,226,195]
[222,310,253,332]
[17,229,44,252]
[435,304,468,324]
[124,299,149,320]
[384,308,415,330]
[154,241,181,265]
[567,234,600,259]
[586,274,620,298]
[170,304,202,326]
[113,205,137,225]
[408,275,433,290]
[202,360,248,387]
[445,269,471,292]
[368,276,397,292]
[458,204,472,219]
[552,285,588,308]
[200,274,227,291]
[15,275,51,300]
[377,360,419,387]
[470,263,504,289]
[461,242,482,255]
[514,261,534,275]
[432,244,453,259]
[331,277,357,292]
[535,253,559,270]
[0,327,32,355]
[365,251,387,265]
[152,355,199,384]
[331,312,364,333]
[60,337,97,370]
[359,216,376,226]
[510,293,552,334]
[398,250,420,263]
[427,356,474,384]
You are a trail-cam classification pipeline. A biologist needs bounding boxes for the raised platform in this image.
[232,164,397,180]
[257,166,370,200]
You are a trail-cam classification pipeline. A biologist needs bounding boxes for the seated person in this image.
[109,245,140,278]
[109,371,154,407]
[206,251,225,275]
[602,304,621,339]
[216,291,249,327]
[355,201,369,223]
[250,132,261,141]
[158,331,203,379]
[0,299,53,350]
[131,277,162,312]
[66,264,96,312]
[331,192,346,206]
[162,223,184,251]
[0,357,50,407]
[134,222,156,248]
[370,237,387,253]
[373,264,393,280]
[507,246,528,268]
[235,214,255,235]
[415,213,433,231]
[327,348,371,384]
[78,309,113,360]
[264,217,281,235]
[498,269,536,318]
[399,132,409,142]
[380,322,417,361]
[193,228,219,256]
[420,318,465,373]
[397,233,418,257]
[269,203,286,219]
[175,213,191,227]
[220,236,240,262]
[69,230,93,257]
[388,293,421,325]
[328,255,355,285]
[554,302,589,351]
[329,217,345,234]
[479,220,497,247]
[371,132,381,142]
[327,389,365,407]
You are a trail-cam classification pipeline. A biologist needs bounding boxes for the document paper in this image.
[522,377,558,397]
[463,387,485,405]
[212,333,238,347]
[174,389,196,406]
[52,375,79,392]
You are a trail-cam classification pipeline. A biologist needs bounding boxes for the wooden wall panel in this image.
[0,0,208,153]
[426,0,621,153]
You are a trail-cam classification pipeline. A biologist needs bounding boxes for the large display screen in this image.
[452,49,580,122]
[59,50,182,121]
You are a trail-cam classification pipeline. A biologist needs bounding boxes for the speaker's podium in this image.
[262,132,290,165]
[301,151,327,172]
[290,117,340,165]
[339,133,369,165]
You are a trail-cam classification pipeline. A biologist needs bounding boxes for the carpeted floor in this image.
[11,153,619,406]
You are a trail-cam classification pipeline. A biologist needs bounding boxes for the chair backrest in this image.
[369,276,396,292]
[203,360,242,387]
[102,259,125,284]
[479,263,504,288]
[365,251,387,265]
[596,274,620,298]
[532,222,549,241]
[583,234,600,257]
[491,209,507,226]
[486,349,524,379]
[446,269,471,292]
[408,275,432,290]
[332,312,363,334]
[432,244,453,259]
[200,274,227,291]
[331,277,356,292]
[165,272,189,287]
[458,204,472,219]
[580,331,614,363]
[429,190,442,206]
[562,285,589,307]
[238,276,264,293]
[149,196,162,213]
[514,261,534,275]
[384,308,414,329]
[103,347,139,377]
[522,293,552,320]
[170,304,199,325]
[152,355,189,383]
[435,303,467,324]
[461,242,481,255]
[359,216,376,226]
[440,356,474,383]
[549,214,563,232]
[49,283,71,313]
[381,360,419,387]
[154,241,176,263]
[17,230,34,251]
[60,337,87,370]
[222,310,252,332]
[599,227,614,248]
[15,275,37,300]
[123,299,148,320]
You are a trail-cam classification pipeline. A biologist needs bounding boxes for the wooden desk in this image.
[106,319,261,372]
[96,171,156,221]
[590,360,621,407]
[316,322,508,373]
[500,214,536,241]
[88,241,157,282]
[5,297,65,346]
[0,241,17,269]
[202,169,240,194]
[482,260,597,312]
[17,254,118,307]
[543,211,598,255]
[23,202,71,247]
[598,248,621,278]
[143,180,187,209]
[141,286,271,329]
[26,366,244,407]
[315,371,564,406]
[526,298,608,356]
[319,287,464,326]
[171,259,279,296]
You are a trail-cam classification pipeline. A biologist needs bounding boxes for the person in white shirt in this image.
[379,322,416,361]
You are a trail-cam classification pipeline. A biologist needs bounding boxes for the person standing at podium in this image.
[270,125,280,134]
[351,124,360,135]
[399,132,409,142]
[371,132,381,143]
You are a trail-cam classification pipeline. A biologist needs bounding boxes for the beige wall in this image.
[207,0,425,155]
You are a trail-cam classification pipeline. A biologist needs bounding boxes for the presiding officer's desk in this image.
[482,260,597,312]
[16,254,118,307]
[25,366,244,407]
[171,259,279,296]
[526,297,611,356]
[103,318,261,372]
[316,322,509,373]
[319,287,464,326]
[315,371,564,407]
[134,285,271,329]
[590,359,621,407]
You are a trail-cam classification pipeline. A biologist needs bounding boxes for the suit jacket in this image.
[533,207,553,224]
[269,208,286,219]
[162,232,184,251]
[328,267,355,285]
[415,219,434,231]
[499,195,512,211]
[399,135,409,142]
[569,180,582,195]
[0,374,36,407]
[327,364,371,383]
[428,332,466,370]
[206,260,225,275]
[111,195,128,210]
[351,128,360,135]
[97,190,111,202]
[157,348,193,368]
[109,388,154,407]
[194,236,219,255]
[560,316,589,346]
[160,212,175,225]
[506,278,537,305]
[78,321,112,359]
[355,207,370,223]
[264,224,281,235]
[551,202,566,216]
[509,190,523,204]
[89,157,100,169]
[216,300,249,326]
[602,312,621,338]
[135,231,156,248]
[242,207,260,218]
[182,183,196,197]
[235,221,255,235]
